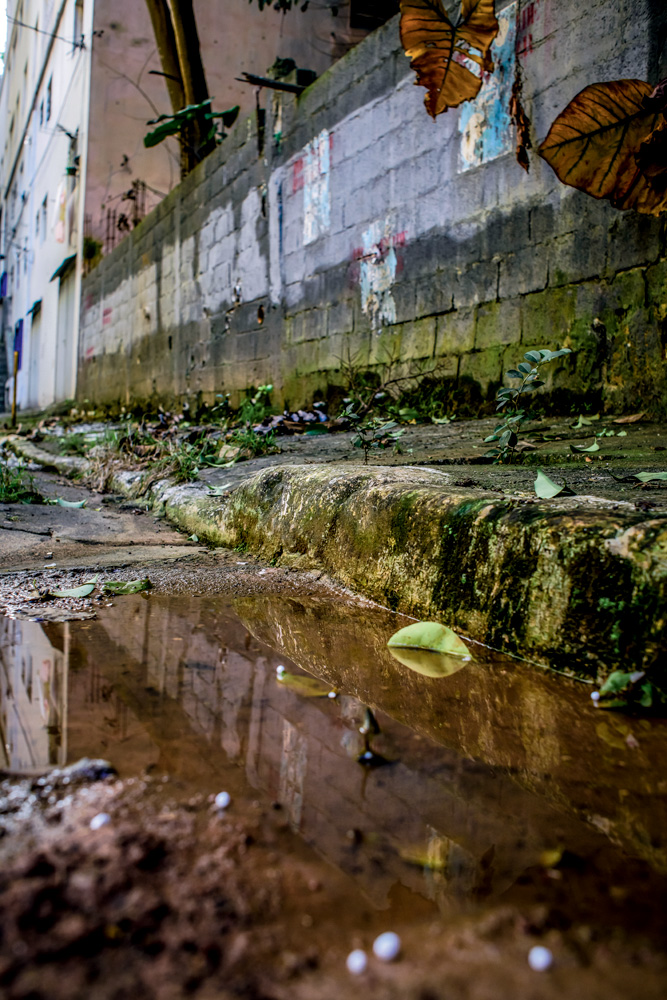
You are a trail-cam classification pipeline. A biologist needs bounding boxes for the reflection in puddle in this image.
[2,592,667,929]
[0,619,68,770]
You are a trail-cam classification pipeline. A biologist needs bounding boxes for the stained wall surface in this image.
[78,2,667,415]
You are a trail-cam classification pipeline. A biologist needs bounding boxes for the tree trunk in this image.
[145,0,214,176]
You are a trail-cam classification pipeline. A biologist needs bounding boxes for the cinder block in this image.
[435,308,475,356]
[475,300,521,350]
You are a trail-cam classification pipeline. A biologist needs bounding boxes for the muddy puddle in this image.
[2,588,667,998]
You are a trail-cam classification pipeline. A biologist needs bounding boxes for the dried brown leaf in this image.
[510,71,532,172]
[612,412,645,424]
[538,80,667,215]
[400,0,499,118]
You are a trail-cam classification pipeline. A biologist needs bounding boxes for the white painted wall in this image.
[0,0,93,410]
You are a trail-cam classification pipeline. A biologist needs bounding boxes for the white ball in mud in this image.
[89,812,111,831]
[528,945,553,971]
[346,949,368,975]
[373,932,401,961]
[215,791,231,810]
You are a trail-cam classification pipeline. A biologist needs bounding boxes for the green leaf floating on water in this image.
[277,672,335,697]
[55,497,87,508]
[50,574,99,598]
[103,578,152,595]
[534,469,575,499]
[387,622,472,678]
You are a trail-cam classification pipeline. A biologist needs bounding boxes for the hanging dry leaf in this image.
[538,79,667,215]
[400,0,499,118]
[509,69,531,172]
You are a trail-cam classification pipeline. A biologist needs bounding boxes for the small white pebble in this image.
[327,691,337,699]
[528,946,553,971]
[590,691,600,702]
[346,949,368,975]
[215,791,231,810]
[89,812,111,831]
[276,665,286,676]
[373,932,401,962]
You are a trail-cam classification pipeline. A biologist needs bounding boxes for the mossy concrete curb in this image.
[6,436,666,681]
[134,463,665,681]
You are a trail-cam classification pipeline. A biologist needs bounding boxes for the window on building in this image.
[35,210,40,239]
[74,0,84,47]
[349,0,399,31]
[46,77,52,121]
[39,100,44,126]
[41,196,48,242]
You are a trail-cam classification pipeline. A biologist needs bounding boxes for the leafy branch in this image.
[144,99,239,150]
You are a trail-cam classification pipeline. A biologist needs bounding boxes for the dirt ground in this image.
[2,721,667,1000]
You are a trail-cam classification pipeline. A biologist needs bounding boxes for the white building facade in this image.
[0,0,93,411]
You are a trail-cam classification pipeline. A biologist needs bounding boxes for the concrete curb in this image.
[7,436,667,680]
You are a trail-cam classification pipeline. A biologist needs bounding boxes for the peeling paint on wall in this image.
[359,219,399,332]
[459,2,517,171]
[303,129,331,245]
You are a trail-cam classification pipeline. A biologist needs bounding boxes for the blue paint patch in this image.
[458,2,517,171]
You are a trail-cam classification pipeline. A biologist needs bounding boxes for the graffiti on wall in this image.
[458,1,517,170]
[357,219,405,332]
[295,129,332,246]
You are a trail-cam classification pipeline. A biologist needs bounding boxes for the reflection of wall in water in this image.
[0,619,66,770]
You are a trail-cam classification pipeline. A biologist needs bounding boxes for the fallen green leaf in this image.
[634,472,667,483]
[607,470,667,484]
[534,469,574,499]
[189,534,199,542]
[387,622,472,678]
[55,497,87,508]
[102,578,152,595]
[50,574,99,599]
[276,671,334,698]
[570,440,600,453]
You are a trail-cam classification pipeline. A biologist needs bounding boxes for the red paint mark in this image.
[103,307,112,326]
[329,132,334,151]
[517,0,539,60]
[351,231,407,262]
[292,157,304,193]
[85,345,95,357]
[85,294,94,311]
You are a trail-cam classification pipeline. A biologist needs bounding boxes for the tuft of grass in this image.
[0,460,41,503]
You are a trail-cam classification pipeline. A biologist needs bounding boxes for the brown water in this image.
[2,588,667,989]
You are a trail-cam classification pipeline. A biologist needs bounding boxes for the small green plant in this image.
[0,460,40,503]
[344,408,405,465]
[484,348,572,463]
[236,384,274,426]
[229,425,277,459]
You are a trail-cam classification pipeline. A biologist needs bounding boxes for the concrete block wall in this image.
[78,0,667,414]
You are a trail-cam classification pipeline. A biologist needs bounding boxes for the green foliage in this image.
[0,460,40,503]
[595,669,664,712]
[57,432,89,456]
[485,347,572,463]
[343,407,405,465]
[144,100,239,150]
[236,384,273,426]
